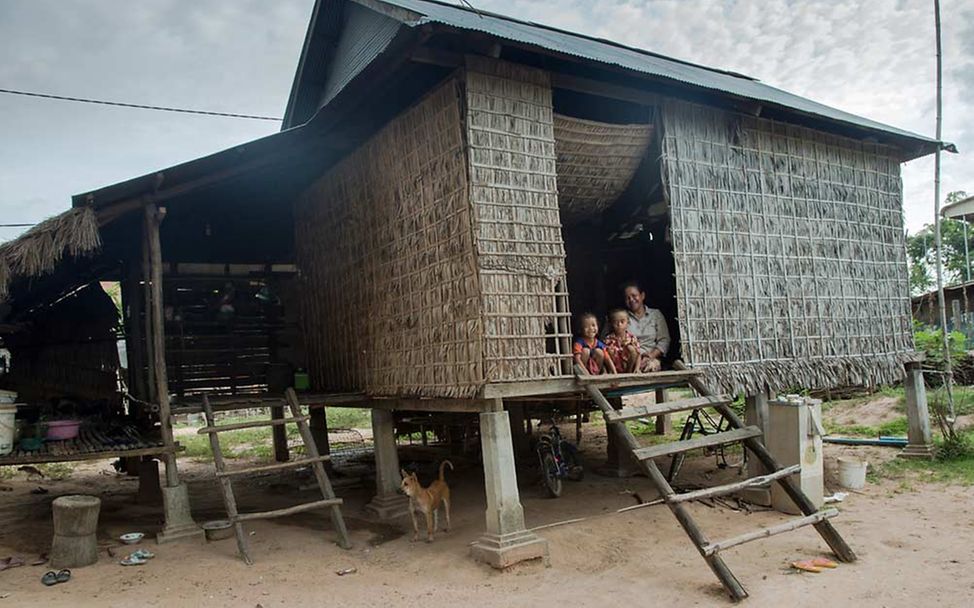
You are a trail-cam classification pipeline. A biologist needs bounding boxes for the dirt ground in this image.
[1,417,972,607]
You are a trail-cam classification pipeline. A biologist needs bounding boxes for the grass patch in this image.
[872,430,974,486]
[0,462,76,480]
[174,408,371,462]
[825,416,909,438]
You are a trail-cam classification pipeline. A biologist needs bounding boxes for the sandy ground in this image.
[1,423,973,608]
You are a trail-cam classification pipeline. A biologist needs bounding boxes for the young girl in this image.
[604,308,642,373]
[573,312,616,375]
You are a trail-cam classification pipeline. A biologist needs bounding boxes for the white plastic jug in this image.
[0,404,16,456]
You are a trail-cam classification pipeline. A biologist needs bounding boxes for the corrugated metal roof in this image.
[375,0,939,147]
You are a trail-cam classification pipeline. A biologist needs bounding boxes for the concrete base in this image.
[156,483,204,544]
[741,487,772,507]
[898,443,937,460]
[470,530,549,569]
[364,494,410,520]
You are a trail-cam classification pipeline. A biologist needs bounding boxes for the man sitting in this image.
[621,281,670,372]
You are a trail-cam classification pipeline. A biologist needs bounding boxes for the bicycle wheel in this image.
[541,452,562,498]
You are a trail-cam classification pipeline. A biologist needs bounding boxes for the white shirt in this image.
[627,307,670,356]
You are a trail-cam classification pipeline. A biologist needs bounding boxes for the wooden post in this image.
[141,223,156,401]
[654,388,671,435]
[271,405,290,462]
[121,260,147,405]
[309,406,330,459]
[952,299,963,334]
[144,204,178,487]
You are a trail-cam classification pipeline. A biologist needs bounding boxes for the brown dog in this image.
[400,461,453,543]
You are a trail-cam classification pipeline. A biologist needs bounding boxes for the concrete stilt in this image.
[156,483,205,544]
[365,408,409,519]
[470,406,548,568]
[901,361,937,459]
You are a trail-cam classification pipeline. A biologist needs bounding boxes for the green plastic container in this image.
[293,369,310,391]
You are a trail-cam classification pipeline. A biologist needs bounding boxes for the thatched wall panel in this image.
[663,101,914,394]
[295,80,484,398]
[465,57,571,382]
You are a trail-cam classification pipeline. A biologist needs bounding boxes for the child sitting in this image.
[604,308,642,373]
[573,312,616,375]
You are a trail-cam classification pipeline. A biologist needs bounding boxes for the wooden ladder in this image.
[579,363,856,601]
[201,388,352,564]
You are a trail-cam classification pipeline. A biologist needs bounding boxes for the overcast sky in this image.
[1,0,970,244]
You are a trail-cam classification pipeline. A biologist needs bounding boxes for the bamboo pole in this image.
[932,0,955,418]
[144,204,178,487]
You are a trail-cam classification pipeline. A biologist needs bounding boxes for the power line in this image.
[0,223,36,228]
[0,88,282,121]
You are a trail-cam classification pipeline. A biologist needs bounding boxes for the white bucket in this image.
[0,404,16,456]
[837,457,868,490]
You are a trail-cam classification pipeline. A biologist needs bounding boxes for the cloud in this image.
[0,0,970,243]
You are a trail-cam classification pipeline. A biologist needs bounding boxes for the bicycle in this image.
[536,420,583,498]
[665,407,746,483]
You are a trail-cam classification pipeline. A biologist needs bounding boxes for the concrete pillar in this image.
[365,408,409,519]
[743,391,772,506]
[900,361,936,459]
[470,407,548,568]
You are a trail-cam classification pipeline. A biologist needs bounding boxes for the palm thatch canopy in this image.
[0,207,101,303]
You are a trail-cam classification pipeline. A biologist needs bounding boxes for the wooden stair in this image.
[201,388,352,564]
[578,362,856,601]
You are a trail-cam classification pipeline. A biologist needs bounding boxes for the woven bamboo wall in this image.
[464,57,572,383]
[295,79,485,397]
[554,115,653,225]
[662,101,915,394]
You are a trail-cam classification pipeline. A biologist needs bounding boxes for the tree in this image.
[906,190,970,295]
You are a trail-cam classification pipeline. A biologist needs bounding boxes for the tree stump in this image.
[50,495,101,568]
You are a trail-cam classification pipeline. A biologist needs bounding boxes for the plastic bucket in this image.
[837,457,868,490]
[0,404,15,456]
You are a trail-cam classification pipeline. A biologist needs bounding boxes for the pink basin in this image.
[46,420,81,441]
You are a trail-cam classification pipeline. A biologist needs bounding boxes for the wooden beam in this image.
[197,416,309,434]
[669,465,801,504]
[633,427,762,461]
[702,509,839,557]
[216,455,332,478]
[145,203,178,487]
[482,369,700,399]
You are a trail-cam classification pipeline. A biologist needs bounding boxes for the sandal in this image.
[0,556,25,572]
[119,556,147,567]
[55,569,71,584]
[41,571,59,586]
[129,549,155,560]
[811,557,838,569]
[791,560,822,573]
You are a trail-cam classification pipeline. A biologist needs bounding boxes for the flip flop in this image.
[41,571,59,586]
[0,556,25,572]
[129,549,155,560]
[55,569,71,584]
[791,560,822,573]
[811,557,838,569]
[119,556,147,567]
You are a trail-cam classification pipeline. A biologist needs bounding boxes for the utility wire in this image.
[0,88,282,121]
[0,223,36,228]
